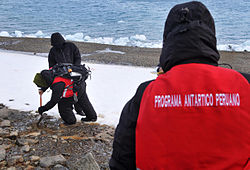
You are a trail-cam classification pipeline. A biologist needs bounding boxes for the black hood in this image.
[159,1,220,72]
[51,32,65,48]
[41,70,54,86]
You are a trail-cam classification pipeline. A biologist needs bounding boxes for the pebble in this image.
[25,160,30,165]
[9,130,19,140]
[52,164,69,170]
[7,155,24,166]
[40,155,66,168]
[70,152,100,170]
[52,135,58,139]
[62,153,70,157]
[0,160,6,166]
[26,126,32,130]
[0,128,9,136]
[26,138,39,144]
[21,145,30,153]
[16,138,27,146]
[24,165,34,170]
[0,144,12,150]
[10,130,18,136]
[30,155,40,162]
[0,147,6,161]
[25,132,41,137]
[0,120,11,127]
[0,103,4,109]
[0,108,12,119]
[16,138,39,146]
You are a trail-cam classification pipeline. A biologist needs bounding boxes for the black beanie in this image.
[51,32,65,48]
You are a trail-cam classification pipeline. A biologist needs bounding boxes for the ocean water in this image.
[0,0,249,51]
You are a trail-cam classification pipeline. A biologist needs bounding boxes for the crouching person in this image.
[34,66,97,125]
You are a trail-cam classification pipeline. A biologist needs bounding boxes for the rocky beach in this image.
[0,37,249,73]
[0,104,114,170]
[0,36,249,169]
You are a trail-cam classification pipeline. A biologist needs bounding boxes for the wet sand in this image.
[0,36,249,73]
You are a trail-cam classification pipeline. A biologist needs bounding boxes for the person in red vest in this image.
[37,69,97,125]
[109,1,250,170]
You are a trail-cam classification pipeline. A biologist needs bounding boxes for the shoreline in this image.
[0,36,249,73]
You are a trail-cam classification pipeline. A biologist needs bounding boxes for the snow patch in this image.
[0,50,155,127]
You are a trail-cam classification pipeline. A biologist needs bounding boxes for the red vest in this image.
[52,77,75,98]
[136,64,250,170]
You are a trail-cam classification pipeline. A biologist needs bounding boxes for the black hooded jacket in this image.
[109,1,250,170]
[159,1,219,72]
[48,33,81,68]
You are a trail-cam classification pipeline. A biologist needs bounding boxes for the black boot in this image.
[81,117,97,122]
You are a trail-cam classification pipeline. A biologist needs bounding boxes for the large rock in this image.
[0,147,6,161]
[69,152,100,170]
[40,155,66,168]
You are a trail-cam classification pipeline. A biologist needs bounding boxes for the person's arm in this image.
[73,44,81,65]
[38,82,65,114]
[240,72,250,83]
[48,48,57,68]
[109,80,153,170]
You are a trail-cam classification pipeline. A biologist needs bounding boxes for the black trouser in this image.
[58,82,97,125]
[75,82,97,120]
[58,97,76,125]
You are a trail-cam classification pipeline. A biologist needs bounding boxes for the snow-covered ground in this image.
[0,50,156,127]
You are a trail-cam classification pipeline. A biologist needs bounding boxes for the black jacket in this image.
[109,80,153,170]
[109,1,250,169]
[41,82,66,112]
[48,33,81,68]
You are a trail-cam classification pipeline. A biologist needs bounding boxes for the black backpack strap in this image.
[52,63,72,77]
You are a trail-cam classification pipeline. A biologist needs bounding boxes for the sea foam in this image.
[0,30,249,52]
